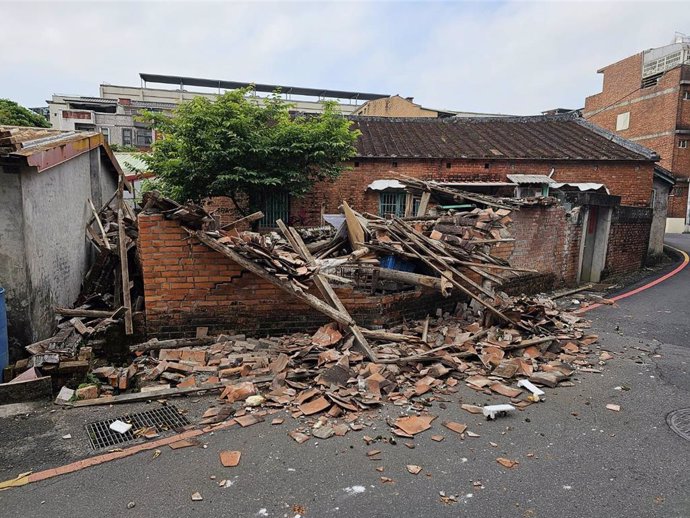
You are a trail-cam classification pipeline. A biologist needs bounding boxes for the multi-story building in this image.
[583,34,690,232]
[47,73,390,150]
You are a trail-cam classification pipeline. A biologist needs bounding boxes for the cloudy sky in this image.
[2,0,689,115]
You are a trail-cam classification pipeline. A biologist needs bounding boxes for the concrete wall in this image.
[0,167,30,350]
[649,177,671,255]
[19,155,94,342]
[0,148,119,355]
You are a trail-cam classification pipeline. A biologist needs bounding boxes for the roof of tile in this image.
[350,113,659,162]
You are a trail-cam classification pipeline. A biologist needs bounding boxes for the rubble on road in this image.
[4,180,608,451]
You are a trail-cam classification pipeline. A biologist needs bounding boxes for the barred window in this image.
[379,191,406,217]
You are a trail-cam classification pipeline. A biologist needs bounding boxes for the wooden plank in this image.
[220,211,264,230]
[276,220,378,362]
[117,197,133,335]
[88,198,110,251]
[193,230,353,326]
[342,200,365,250]
[55,307,122,319]
[416,191,431,217]
[129,336,218,353]
[68,383,226,407]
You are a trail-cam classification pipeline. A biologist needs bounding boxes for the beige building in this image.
[48,73,390,149]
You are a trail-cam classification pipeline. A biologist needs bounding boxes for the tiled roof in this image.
[0,126,100,155]
[350,114,658,161]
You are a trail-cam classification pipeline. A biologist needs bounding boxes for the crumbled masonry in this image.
[5,179,606,446]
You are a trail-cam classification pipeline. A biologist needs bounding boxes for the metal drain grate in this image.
[667,408,690,442]
[85,405,190,450]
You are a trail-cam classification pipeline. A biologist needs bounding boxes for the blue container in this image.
[379,255,416,273]
[0,287,7,376]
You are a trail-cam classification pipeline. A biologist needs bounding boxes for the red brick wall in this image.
[605,206,653,275]
[290,159,654,226]
[501,204,582,285]
[139,213,463,338]
[584,55,689,218]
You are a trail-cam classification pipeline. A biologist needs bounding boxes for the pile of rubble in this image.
[8,177,606,446]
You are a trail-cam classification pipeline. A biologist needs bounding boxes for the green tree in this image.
[140,88,359,210]
[0,99,50,128]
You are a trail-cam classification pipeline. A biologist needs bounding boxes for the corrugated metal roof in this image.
[351,113,659,161]
[114,152,149,174]
[506,174,555,184]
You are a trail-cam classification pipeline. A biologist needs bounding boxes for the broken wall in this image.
[605,205,653,276]
[139,213,463,339]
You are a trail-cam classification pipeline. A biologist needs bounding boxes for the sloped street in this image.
[1,238,689,518]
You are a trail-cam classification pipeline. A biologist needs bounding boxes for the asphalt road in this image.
[1,236,689,518]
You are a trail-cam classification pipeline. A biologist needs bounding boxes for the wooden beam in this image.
[416,191,431,217]
[220,211,264,230]
[129,336,218,353]
[193,230,353,326]
[276,219,378,362]
[55,307,123,319]
[342,200,365,251]
[117,196,133,335]
[88,198,110,251]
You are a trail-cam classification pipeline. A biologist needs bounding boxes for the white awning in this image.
[367,179,406,191]
[551,182,609,193]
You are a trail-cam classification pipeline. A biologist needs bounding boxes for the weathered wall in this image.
[497,204,583,286]
[139,213,464,339]
[290,158,654,226]
[19,155,94,342]
[0,167,30,353]
[649,177,671,258]
[0,149,119,351]
[605,206,653,276]
[354,96,439,118]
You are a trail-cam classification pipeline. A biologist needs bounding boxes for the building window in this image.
[258,190,290,228]
[379,191,406,217]
[680,140,688,149]
[616,112,630,131]
[122,128,133,146]
[354,161,360,168]
[446,162,451,169]
[391,161,398,168]
[136,128,153,147]
[684,91,690,100]
[100,127,109,143]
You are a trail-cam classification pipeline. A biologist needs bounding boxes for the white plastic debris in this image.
[482,404,516,420]
[109,420,133,434]
[245,395,266,407]
[517,379,545,397]
[61,434,72,440]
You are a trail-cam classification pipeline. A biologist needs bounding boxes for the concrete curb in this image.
[0,418,237,490]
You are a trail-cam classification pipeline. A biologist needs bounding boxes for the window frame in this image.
[122,128,133,146]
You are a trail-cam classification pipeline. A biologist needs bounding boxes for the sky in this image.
[2,0,689,115]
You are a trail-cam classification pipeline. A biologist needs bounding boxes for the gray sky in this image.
[2,0,689,115]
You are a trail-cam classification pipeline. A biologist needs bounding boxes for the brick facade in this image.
[290,158,654,226]
[584,54,690,219]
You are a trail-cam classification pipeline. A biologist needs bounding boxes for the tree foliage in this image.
[140,88,359,207]
[0,99,50,128]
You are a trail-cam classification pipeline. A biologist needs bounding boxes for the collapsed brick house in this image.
[138,113,663,339]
